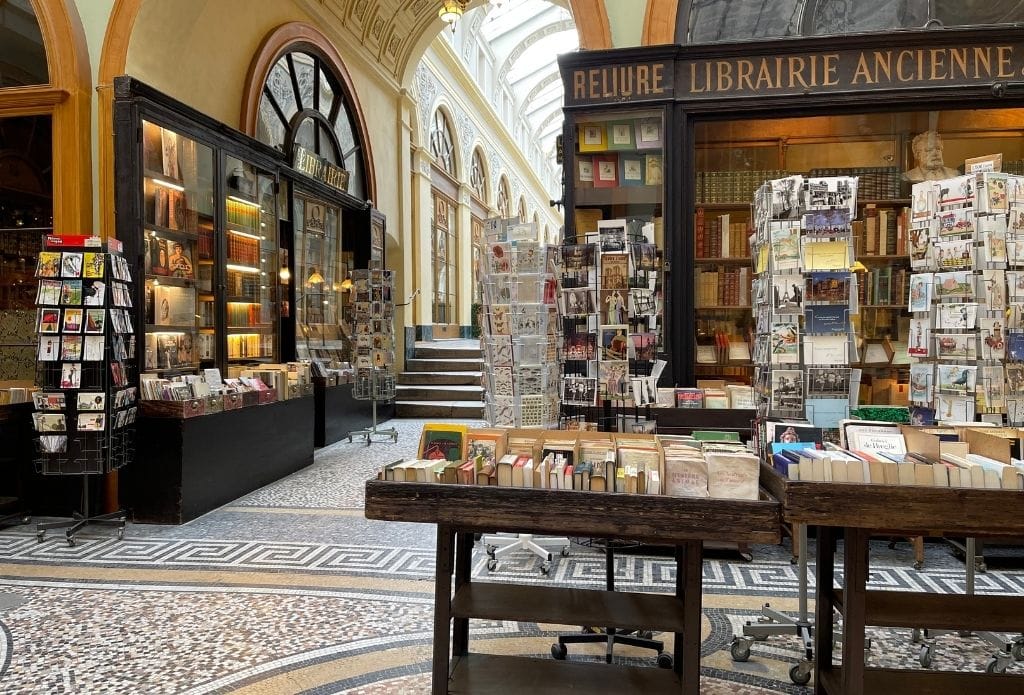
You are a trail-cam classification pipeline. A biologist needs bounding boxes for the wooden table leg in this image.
[452,531,473,657]
[814,526,836,695]
[680,540,703,695]
[433,524,455,695]
[840,527,869,695]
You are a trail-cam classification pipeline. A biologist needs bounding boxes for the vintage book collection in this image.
[31,238,137,471]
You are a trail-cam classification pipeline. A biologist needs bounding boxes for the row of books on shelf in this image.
[807,166,902,201]
[140,362,311,403]
[857,266,907,307]
[226,198,259,228]
[227,235,260,267]
[695,267,752,307]
[695,210,751,259]
[858,204,909,256]
[764,418,1024,489]
[380,425,760,500]
[696,170,788,204]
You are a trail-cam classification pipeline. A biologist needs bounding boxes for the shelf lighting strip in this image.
[151,178,185,191]
[225,263,261,274]
[227,195,261,208]
[227,228,263,241]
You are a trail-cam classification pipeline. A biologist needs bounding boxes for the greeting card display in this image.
[32,236,136,474]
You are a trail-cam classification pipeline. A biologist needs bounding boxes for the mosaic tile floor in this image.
[0,417,1022,693]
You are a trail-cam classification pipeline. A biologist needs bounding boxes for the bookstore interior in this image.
[4,21,1024,693]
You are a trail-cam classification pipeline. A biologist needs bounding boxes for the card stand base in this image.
[348,369,398,446]
[35,474,126,547]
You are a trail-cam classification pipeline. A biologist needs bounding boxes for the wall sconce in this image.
[307,267,326,285]
[340,277,354,291]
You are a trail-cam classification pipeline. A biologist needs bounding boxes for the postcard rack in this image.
[557,217,664,432]
[347,268,397,444]
[31,236,135,545]
[480,218,561,429]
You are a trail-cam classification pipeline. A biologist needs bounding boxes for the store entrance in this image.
[293,194,350,360]
[431,192,460,338]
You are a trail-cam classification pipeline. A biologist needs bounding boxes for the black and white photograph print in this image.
[772,273,804,313]
[561,288,595,317]
[770,369,804,413]
[803,176,858,214]
[802,209,852,237]
[597,220,627,252]
[562,376,598,406]
[807,367,851,397]
[770,175,804,219]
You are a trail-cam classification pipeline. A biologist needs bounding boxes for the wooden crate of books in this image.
[140,398,206,419]
[204,395,223,414]
[222,393,243,410]
[257,388,277,405]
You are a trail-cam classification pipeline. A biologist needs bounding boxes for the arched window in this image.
[253,48,367,199]
[497,176,511,218]
[518,196,528,223]
[0,0,48,87]
[470,148,487,202]
[430,109,456,177]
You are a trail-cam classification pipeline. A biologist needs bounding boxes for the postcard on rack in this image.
[36,251,61,278]
[769,369,804,414]
[981,269,1006,311]
[978,172,1009,213]
[977,365,1006,410]
[804,305,849,334]
[513,241,543,274]
[937,207,976,238]
[770,175,804,220]
[771,274,804,314]
[805,272,850,304]
[801,239,849,271]
[561,289,594,317]
[33,413,66,433]
[83,335,104,361]
[934,237,974,270]
[37,307,60,334]
[937,364,977,394]
[36,279,62,306]
[806,367,852,398]
[769,221,801,271]
[936,175,977,207]
[932,271,974,301]
[935,302,978,330]
[909,363,934,403]
[599,360,630,401]
[37,335,58,361]
[803,209,851,237]
[909,220,935,269]
[83,252,105,279]
[563,376,597,406]
[564,332,597,361]
[600,325,629,361]
[935,333,977,360]
[60,279,82,305]
[1008,333,1024,362]
[911,181,938,219]
[769,320,800,364]
[600,253,628,289]
[61,252,83,278]
[803,334,849,366]
[936,394,975,423]
[803,176,858,215]
[907,317,931,358]
[562,243,597,270]
[489,242,512,274]
[979,317,1006,361]
[978,216,1008,264]
[597,219,627,252]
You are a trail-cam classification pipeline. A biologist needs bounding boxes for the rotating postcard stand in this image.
[346,268,398,445]
[32,237,136,546]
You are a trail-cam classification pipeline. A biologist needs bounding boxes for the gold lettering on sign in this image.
[570,63,668,102]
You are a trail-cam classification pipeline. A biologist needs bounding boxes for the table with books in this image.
[760,462,1024,695]
[365,427,781,695]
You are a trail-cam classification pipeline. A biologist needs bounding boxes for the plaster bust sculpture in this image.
[903,131,960,182]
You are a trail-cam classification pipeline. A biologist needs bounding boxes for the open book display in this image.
[906,170,1024,426]
[556,218,664,425]
[480,219,560,428]
[378,426,762,500]
[32,236,137,473]
[768,419,1024,490]
[750,176,861,430]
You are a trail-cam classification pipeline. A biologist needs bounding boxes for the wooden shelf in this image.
[694,202,752,210]
[575,186,661,206]
[858,254,909,262]
[451,583,687,634]
[447,654,682,694]
[143,169,184,186]
[694,257,751,264]
[860,198,911,205]
[227,325,273,334]
[145,274,195,288]
[861,590,1024,632]
[818,660,1024,694]
[146,224,199,241]
[696,305,752,310]
[859,304,905,309]
[147,323,195,332]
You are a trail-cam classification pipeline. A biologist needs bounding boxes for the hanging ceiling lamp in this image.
[439,0,469,26]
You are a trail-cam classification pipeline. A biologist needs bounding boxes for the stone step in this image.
[413,346,483,360]
[397,371,482,386]
[395,400,485,418]
[406,358,485,372]
[394,384,484,401]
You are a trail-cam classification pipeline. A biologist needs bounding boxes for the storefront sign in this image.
[564,40,1024,106]
[292,145,350,193]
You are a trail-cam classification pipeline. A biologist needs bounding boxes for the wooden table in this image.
[364,481,780,695]
[762,466,1024,694]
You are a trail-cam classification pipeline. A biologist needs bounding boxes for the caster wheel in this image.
[730,639,752,662]
[551,643,567,660]
[1011,642,1024,661]
[739,552,754,563]
[919,645,933,668]
[348,437,353,443]
[986,658,1006,674]
[638,630,654,640]
[790,663,812,685]
[913,561,924,571]
[540,562,551,576]
[66,536,75,548]
[485,545,496,557]
[117,528,125,540]
[561,546,570,557]
[656,652,673,669]
[36,531,44,543]
[21,516,30,525]
[486,558,498,572]
[977,561,988,574]
[790,556,798,565]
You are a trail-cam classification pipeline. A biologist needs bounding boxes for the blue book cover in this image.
[805,305,849,334]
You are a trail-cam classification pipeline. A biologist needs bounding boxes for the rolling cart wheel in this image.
[540,562,551,576]
[739,552,754,563]
[21,516,30,525]
[913,561,924,571]
[911,628,923,643]
[117,527,125,541]
[978,562,988,574]
[485,545,496,558]
[730,638,752,662]
[66,536,75,548]
[348,436,353,443]
[36,531,44,543]
[919,645,933,668]
[790,662,812,686]
[1011,642,1024,661]
[561,546,570,557]
[551,643,567,660]
[986,657,1006,674]
[486,558,498,572]
[656,652,673,669]
[790,556,798,565]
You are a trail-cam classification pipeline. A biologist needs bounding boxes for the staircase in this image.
[395,340,485,418]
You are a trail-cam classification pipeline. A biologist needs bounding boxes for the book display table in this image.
[364,481,779,695]
[761,467,1024,694]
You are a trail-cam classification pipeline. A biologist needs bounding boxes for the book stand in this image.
[551,540,672,668]
[347,367,397,445]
